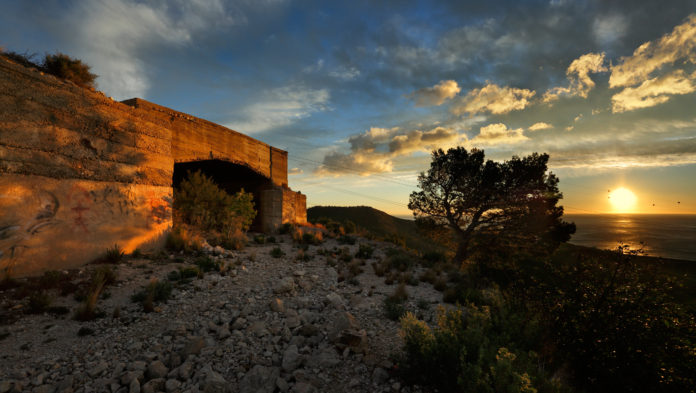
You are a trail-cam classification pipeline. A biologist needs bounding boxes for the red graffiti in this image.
[68,185,92,233]
[71,204,90,233]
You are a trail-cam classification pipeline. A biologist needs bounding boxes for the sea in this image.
[565,214,696,262]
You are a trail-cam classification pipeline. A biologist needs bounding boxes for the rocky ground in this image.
[0,233,444,393]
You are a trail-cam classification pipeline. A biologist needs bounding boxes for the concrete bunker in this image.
[173,159,274,231]
[0,57,306,276]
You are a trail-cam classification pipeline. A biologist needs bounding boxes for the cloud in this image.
[470,123,528,146]
[329,66,361,80]
[317,125,464,175]
[409,80,461,106]
[316,150,393,176]
[452,83,535,115]
[225,85,330,133]
[288,167,304,175]
[593,15,628,47]
[611,70,696,113]
[348,127,398,151]
[68,0,242,99]
[609,14,696,88]
[528,122,552,131]
[543,52,607,102]
[388,127,460,155]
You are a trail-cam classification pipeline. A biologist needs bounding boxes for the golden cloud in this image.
[543,52,607,102]
[611,70,696,113]
[610,14,696,88]
[452,83,535,115]
[528,122,553,131]
[469,123,528,146]
[409,80,461,106]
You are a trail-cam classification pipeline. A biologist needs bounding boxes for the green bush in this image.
[194,256,219,273]
[175,170,256,235]
[384,249,417,272]
[398,306,562,393]
[525,248,696,392]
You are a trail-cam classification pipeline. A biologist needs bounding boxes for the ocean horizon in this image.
[565,214,696,262]
[395,213,696,261]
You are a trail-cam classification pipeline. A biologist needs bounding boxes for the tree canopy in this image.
[408,147,575,263]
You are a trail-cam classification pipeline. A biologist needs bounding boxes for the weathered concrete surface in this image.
[0,175,171,276]
[0,57,305,276]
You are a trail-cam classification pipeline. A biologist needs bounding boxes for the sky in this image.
[2,0,695,216]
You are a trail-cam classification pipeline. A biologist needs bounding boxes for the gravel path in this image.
[0,234,442,393]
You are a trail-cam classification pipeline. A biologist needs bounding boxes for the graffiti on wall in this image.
[0,184,172,274]
[0,190,61,275]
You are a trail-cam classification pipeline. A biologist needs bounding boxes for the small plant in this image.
[278,223,294,234]
[339,247,353,263]
[74,266,114,321]
[384,283,409,321]
[338,235,356,245]
[27,292,52,314]
[166,226,203,253]
[131,279,172,312]
[417,298,430,310]
[38,270,65,289]
[194,256,219,273]
[267,236,276,243]
[295,249,312,262]
[168,266,201,282]
[270,247,285,258]
[254,234,266,244]
[77,327,94,337]
[355,244,374,259]
[130,248,143,258]
[372,261,387,277]
[384,296,406,321]
[348,260,364,276]
[102,244,125,264]
[385,250,416,272]
[421,251,447,267]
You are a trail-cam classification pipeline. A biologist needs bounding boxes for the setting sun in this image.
[608,187,638,213]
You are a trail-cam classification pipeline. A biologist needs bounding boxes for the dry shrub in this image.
[166,226,203,253]
[42,53,97,88]
[74,266,114,321]
[292,226,323,245]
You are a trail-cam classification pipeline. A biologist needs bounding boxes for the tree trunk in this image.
[454,235,471,265]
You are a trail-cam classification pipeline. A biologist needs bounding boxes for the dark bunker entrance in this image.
[173,160,273,231]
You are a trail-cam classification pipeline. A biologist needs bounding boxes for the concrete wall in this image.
[0,59,173,276]
[122,98,288,187]
[0,57,306,277]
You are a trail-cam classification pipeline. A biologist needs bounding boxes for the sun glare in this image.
[608,187,638,213]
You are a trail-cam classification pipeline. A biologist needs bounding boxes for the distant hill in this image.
[307,205,445,252]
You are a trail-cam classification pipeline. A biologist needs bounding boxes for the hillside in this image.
[307,206,445,253]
